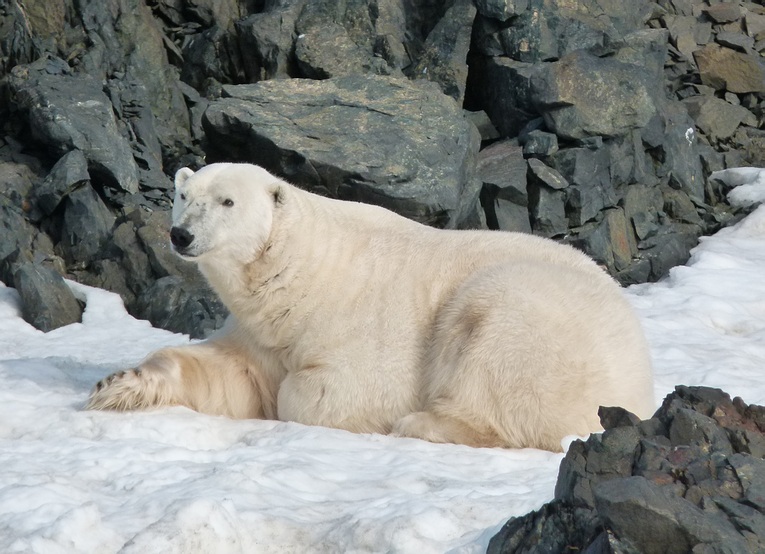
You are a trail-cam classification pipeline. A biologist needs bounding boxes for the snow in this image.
[2,169,765,553]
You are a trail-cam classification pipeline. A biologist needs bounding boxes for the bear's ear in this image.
[175,167,194,189]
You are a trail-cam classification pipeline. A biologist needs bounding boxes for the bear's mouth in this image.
[171,244,199,259]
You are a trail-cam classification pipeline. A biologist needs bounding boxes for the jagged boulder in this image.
[203,75,482,228]
[489,386,765,553]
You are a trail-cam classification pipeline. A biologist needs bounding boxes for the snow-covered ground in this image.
[1,168,764,553]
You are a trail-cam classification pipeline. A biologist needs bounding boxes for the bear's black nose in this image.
[170,226,194,249]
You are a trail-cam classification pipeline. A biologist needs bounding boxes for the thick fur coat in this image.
[88,163,655,450]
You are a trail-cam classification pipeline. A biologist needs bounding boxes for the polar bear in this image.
[87,162,655,451]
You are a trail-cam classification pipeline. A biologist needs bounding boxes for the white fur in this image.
[88,163,655,451]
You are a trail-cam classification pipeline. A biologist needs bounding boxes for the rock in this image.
[474,0,528,22]
[57,184,115,265]
[35,150,90,216]
[594,476,746,554]
[477,140,530,232]
[134,275,227,339]
[492,387,765,552]
[294,1,385,79]
[604,208,638,271]
[487,500,601,554]
[662,187,703,226]
[203,75,481,228]
[693,44,765,94]
[9,57,139,194]
[599,406,643,430]
[464,110,500,142]
[235,2,305,81]
[0,206,38,285]
[521,130,558,157]
[682,95,757,143]
[641,229,697,280]
[408,0,476,103]
[180,25,244,89]
[526,157,567,190]
[527,158,568,237]
[654,101,705,202]
[704,3,742,24]
[466,57,542,137]
[73,0,191,157]
[568,219,615,270]
[13,262,83,332]
[547,146,615,227]
[530,50,658,140]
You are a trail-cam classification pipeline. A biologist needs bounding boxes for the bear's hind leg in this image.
[87,339,266,419]
[391,411,505,449]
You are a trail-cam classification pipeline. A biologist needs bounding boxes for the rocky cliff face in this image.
[0,0,763,336]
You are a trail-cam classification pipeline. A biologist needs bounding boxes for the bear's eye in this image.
[222,198,234,207]
[179,193,186,201]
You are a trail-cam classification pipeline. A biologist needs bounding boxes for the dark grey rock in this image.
[203,75,481,229]
[528,186,567,238]
[466,57,543,137]
[662,187,703,226]
[408,0,476,103]
[13,262,83,332]
[487,500,601,554]
[477,140,531,233]
[641,229,697,280]
[134,275,227,339]
[521,130,558,157]
[294,0,386,79]
[669,408,734,454]
[715,31,755,53]
[495,387,765,553]
[9,58,139,194]
[594,476,746,554]
[682,95,757,143]
[474,0,528,22]
[653,101,705,203]
[599,406,642,430]
[57,184,115,265]
[464,110,500,142]
[235,1,305,81]
[624,185,662,241]
[478,140,529,203]
[527,158,568,236]
[73,0,191,157]
[568,219,615,271]
[531,50,658,140]
[180,25,244,89]
[548,147,616,227]
[105,77,173,196]
[487,196,532,234]
[604,208,638,272]
[36,150,90,216]
[0,206,38,285]
[527,158,568,191]
[490,0,654,64]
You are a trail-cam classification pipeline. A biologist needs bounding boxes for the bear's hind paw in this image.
[87,368,171,412]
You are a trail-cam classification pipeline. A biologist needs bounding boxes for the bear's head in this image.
[170,163,282,263]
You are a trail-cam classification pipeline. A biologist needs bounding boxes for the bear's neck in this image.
[197,186,336,342]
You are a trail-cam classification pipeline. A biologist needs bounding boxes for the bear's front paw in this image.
[87,368,166,412]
